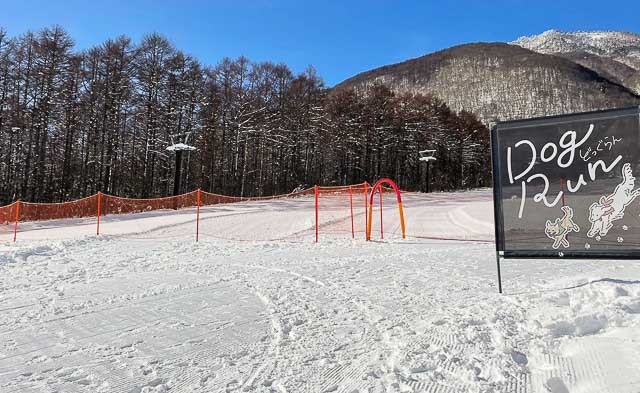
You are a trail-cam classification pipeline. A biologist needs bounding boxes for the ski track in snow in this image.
[0,190,639,392]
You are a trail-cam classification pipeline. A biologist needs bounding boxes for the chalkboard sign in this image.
[491,106,640,259]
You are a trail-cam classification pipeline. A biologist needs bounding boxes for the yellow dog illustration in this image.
[545,206,580,249]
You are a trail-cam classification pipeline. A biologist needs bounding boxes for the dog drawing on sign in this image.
[587,163,640,238]
[545,206,580,249]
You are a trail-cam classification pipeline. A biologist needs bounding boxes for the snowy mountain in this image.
[337,42,639,122]
[512,30,640,93]
[512,30,640,69]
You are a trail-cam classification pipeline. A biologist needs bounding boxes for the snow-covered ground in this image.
[1,190,639,393]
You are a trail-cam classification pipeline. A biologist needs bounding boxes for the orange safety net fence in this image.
[199,187,315,205]
[21,195,99,222]
[0,189,321,226]
[0,202,20,242]
[0,202,19,226]
[313,182,399,241]
[102,192,198,215]
[196,187,318,242]
[1,183,499,245]
[315,183,365,240]
[0,185,358,242]
[1,196,103,242]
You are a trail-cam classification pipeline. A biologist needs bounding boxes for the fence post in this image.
[398,201,406,240]
[96,192,101,236]
[315,185,319,243]
[196,189,201,242]
[366,185,374,241]
[13,201,20,242]
[349,186,354,238]
[364,182,368,238]
[379,187,384,239]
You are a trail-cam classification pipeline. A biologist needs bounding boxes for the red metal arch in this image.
[366,178,406,240]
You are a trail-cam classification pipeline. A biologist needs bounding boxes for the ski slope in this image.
[1,190,639,393]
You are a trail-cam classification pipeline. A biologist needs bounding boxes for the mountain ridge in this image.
[337,40,640,122]
[511,30,640,94]
[512,30,640,69]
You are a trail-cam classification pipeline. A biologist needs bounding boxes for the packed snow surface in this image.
[1,190,639,392]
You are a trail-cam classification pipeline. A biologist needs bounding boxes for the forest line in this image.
[0,26,490,204]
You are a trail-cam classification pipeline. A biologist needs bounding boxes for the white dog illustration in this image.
[587,163,640,238]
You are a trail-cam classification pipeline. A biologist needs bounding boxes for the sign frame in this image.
[490,106,640,292]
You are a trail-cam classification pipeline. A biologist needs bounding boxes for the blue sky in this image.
[1,0,638,86]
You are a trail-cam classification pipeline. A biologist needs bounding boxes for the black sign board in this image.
[491,107,640,290]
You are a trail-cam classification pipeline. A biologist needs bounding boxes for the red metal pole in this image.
[366,178,405,240]
[13,201,19,242]
[96,192,101,235]
[196,189,201,242]
[364,182,368,238]
[315,185,319,243]
[379,187,384,239]
[349,186,354,238]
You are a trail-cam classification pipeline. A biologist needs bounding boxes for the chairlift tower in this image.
[419,149,436,193]
[167,132,196,197]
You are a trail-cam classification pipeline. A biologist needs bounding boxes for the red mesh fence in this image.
[315,182,370,240]
[0,185,331,242]
[1,184,499,245]
[314,182,402,241]
[0,202,19,242]
[200,188,315,205]
[20,195,99,222]
[0,202,19,225]
[0,188,318,226]
[196,187,318,242]
[102,192,198,215]
[1,182,408,243]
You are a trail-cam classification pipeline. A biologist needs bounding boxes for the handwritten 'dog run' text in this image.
[507,124,622,218]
